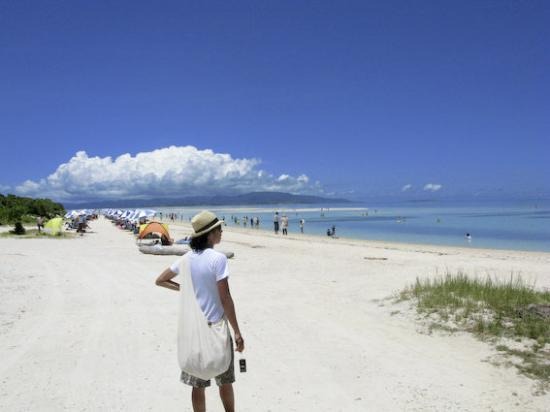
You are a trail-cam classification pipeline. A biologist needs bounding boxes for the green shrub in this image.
[0,194,65,225]
[11,222,26,235]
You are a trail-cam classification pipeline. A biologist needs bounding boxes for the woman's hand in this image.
[234,333,244,352]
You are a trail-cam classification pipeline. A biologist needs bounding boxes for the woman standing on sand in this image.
[281,214,289,235]
[156,211,244,412]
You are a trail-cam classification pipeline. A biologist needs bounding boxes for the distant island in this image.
[62,191,351,209]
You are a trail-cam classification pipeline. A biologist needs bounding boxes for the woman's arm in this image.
[217,278,244,352]
[155,268,180,291]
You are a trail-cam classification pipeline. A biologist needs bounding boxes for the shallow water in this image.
[153,200,550,252]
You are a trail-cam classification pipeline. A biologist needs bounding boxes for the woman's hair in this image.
[190,226,220,251]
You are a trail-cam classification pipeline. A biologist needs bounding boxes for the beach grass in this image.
[400,273,550,384]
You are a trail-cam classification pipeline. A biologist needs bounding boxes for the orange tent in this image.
[138,221,171,240]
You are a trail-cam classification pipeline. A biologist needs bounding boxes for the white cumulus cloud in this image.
[401,184,413,192]
[14,146,323,202]
[423,183,443,192]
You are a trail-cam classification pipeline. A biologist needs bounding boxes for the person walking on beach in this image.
[299,218,304,233]
[76,214,86,235]
[36,216,44,233]
[281,214,289,235]
[155,211,244,412]
[273,211,280,234]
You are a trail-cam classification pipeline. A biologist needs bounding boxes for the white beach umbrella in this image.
[129,210,148,222]
[128,210,141,220]
[144,209,157,217]
[138,210,149,218]
[108,210,119,219]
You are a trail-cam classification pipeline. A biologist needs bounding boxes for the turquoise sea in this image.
[154,200,550,253]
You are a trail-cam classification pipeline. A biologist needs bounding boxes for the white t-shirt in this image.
[170,249,229,323]
[281,216,288,228]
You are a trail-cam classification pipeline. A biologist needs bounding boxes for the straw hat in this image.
[190,210,223,238]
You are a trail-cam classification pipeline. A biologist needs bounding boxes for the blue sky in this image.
[1,1,549,203]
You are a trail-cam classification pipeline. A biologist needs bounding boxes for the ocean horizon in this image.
[144,199,550,253]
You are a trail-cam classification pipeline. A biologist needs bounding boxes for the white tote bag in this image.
[177,255,232,380]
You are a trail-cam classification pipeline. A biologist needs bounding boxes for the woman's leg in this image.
[192,387,206,412]
[219,383,234,412]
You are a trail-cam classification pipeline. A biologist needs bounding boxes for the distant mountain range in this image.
[62,191,351,209]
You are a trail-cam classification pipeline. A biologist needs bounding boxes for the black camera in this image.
[239,358,247,373]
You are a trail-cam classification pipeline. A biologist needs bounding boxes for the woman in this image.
[156,210,244,412]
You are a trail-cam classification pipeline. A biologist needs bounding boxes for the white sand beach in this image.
[1,217,549,411]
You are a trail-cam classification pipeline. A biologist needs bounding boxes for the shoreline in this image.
[158,218,550,260]
[4,217,550,259]
[151,200,550,254]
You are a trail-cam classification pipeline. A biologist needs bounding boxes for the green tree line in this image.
[0,194,65,225]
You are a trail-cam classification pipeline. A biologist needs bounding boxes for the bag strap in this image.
[179,253,211,326]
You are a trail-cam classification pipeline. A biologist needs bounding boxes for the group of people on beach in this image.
[64,213,96,234]
[230,215,260,228]
[158,212,186,222]
[272,212,286,235]
[273,211,305,235]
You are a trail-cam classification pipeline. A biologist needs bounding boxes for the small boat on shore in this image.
[138,244,234,258]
